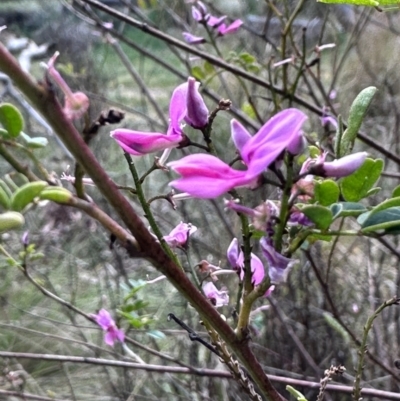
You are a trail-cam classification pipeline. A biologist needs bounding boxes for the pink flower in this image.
[92,309,124,346]
[227,238,265,286]
[46,52,89,120]
[163,222,197,248]
[169,108,308,198]
[202,282,229,307]
[217,19,243,36]
[111,77,208,155]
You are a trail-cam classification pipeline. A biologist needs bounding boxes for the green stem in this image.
[123,153,181,267]
[274,155,295,252]
[0,142,40,182]
[353,297,400,401]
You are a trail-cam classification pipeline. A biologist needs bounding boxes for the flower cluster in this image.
[183,1,243,45]
[110,75,370,306]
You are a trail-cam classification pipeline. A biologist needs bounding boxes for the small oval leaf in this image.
[340,87,377,157]
[340,158,383,202]
[300,205,333,230]
[0,103,24,138]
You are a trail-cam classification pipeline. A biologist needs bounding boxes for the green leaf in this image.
[20,132,49,148]
[323,312,351,343]
[300,205,333,230]
[340,87,377,157]
[247,64,261,73]
[124,281,147,301]
[360,207,400,233]
[241,102,256,119]
[10,181,48,212]
[191,66,205,80]
[365,187,381,197]
[392,185,400,198]
[120,312,146,329]
[330,202,367,219]
[122,300,149,312]
[334,115,343,158]
[369,196,400,215]
[0,128,11,139]
[309,146,320,158]
[286,385,308,401]
[314,180,340,206]
[0,184,11,210]
[0,103,24,138]
[203,61,215,76]
[0,211,25,233]
[340,158,383,202]
[239,52,256,64]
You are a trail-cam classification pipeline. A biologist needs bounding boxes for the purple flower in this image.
[217,19,243,36]
[21,231,29,247]
[191,2,208,22]
[321,115,338,130]
[92,309,124,347]
[227,238,265,286]
[182,32,206,45]
[163,222,197,248]
[169,108,307,198]
[286,129,306,155]
[260,238,298,284]
[322,152,367,178]
[111,77,208,155]
[46,52,89,120]
[185,77,209,128]
[301,151,368,178]
[202,282,229,307]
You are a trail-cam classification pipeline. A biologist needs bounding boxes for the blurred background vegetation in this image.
[2,1,400,400]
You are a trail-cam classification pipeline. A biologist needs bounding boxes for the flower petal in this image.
[231,119,252,154]
[164,222,197,248]
[185,77,209,128]
[182,32,206,45]
[322,152,367,178]
[260,238,298,283]
[111,129,182,155]
[227,238,243,268]
[241,109,308,175]
[202,282,229,307]
[94,309,114,330]
[207,15,227,27]
[169,82,189,131]
[218,19,243,35]
[250,253,265,286]
[168,154,249,198]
